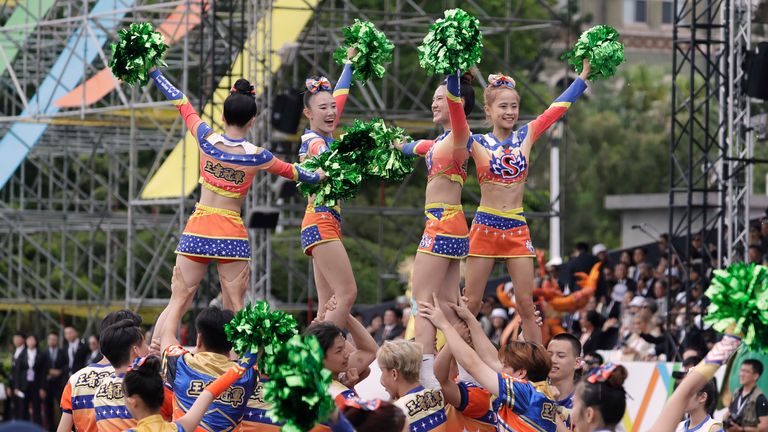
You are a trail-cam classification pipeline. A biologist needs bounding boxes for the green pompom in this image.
[562,25,625,80]
[333,19,394,83]
[110,22,168,85]
[298,148,364,208]
[704,263,768,352]
[263,335,335,432]
[224,302,298,369]
[361,119,415,181]
[417,8,483,75]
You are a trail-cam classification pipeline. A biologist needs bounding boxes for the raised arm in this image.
[333,50,355,121]
[259,150,323,184]
[435,340,462,408]
[451,298,503,372]
[159,266,198,353]
[149,68,206,140]
[647,334,741,432]
[346,314,378,374]
[420,294,500,397]
[446,70,470,150]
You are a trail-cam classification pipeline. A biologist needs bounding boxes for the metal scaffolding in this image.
[0,0,568,329]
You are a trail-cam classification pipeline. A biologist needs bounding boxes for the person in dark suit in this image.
[13,335,48,425]
[373,308,405,345]
[62,327,88,376]
[41,332,66,431]
[86,335,103,364]
[10,332,27,420]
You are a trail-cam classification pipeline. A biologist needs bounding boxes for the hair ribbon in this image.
[488,73,516,89]
[305,77,332,94]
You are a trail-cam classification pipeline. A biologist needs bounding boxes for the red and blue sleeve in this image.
[333,61,354,120]
[261,150,321,184]
[496,374,531,412]
[402,139,435,157]
[149,69,206,141]
[457,383,491,419]
[527,77,587,143]
[308,138,330,157]
[445,70,469,149]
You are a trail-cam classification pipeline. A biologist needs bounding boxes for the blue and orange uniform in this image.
[60,362,114,432]
[148,69,320,262]
[556,391,574,431]
[495,373,558,432]
[161,345,257,432]
[394,386,449,431]
[469,76,587,258]
[402,71,472,259]
[445,381,497,431]
[299,62,353,255]
[241,377,282,431]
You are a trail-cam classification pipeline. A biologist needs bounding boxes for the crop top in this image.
[149,69,320,199]
[402,71,471,185]
[471,77,587,186]
[299,62,353,161]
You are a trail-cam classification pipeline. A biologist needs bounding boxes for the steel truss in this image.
[0,0,570,329]
[669,0,753,324]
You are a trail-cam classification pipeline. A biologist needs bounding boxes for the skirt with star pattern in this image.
[175,203,250,261]
[469,206,535,258]
[417,203,469,259]
[301,204,342,256]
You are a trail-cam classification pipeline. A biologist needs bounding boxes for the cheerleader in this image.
[148,68,323,310]
[393,70,475,389]
[675,379,723,432]
[464,59,592,343]
[570,363,628,432]
[299,49,358,327]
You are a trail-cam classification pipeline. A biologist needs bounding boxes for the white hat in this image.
[611,283,628,302]
[592,243,607,255]
[546,256,563,267]
[490,308,509,321]
[629,295,646,308]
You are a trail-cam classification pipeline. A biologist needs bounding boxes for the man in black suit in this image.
[63,327,88,376]
[41,332,66,431]
[373,308,405,345]
[13,335,48,425]
[9,332,27,420]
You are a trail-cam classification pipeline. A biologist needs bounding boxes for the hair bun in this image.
[136,356,162,376]
[606,365,628,388]
[232,79,255,97]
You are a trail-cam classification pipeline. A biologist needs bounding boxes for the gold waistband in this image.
[193,203,242,218]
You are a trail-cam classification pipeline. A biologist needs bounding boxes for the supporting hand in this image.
[419,293,450,330]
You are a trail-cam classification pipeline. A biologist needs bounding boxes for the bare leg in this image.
[464,256,496,315]
[313,259,332,320]
[437,259,462,325]
[411,252,453,356]
[218,260,249,311]
[175,255,208,290]
[311,241,357,329]
[505,258,540,344]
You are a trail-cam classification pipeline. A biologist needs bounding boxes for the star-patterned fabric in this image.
[241,378,282,432]
[60,362,115,432]
[468,206,536,258]
[418,203,469,259]
[175,203,250,261]
[394,386,449,432]
[93,373,136,431]
[300,205,343,256]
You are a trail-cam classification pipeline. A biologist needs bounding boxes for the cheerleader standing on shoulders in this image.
[148,67,323,310]
[393,70,475,390]
[463,60,592,343]
[299,49,358,327]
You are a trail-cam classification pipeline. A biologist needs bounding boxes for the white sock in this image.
[420,354,440,390]
[457,363,478,386]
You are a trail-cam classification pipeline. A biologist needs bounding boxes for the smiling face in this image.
[303,91,337,137]
[379,365,399,399]
[484,88,520,131]
[323,335,350,374]
[432,85,449,125]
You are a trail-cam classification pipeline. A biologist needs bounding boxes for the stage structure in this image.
[0,0,575,331]
[669,0,754,325]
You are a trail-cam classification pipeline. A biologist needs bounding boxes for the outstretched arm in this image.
[526,60,591,145]
[647,334,741,432]
[260,150,323,184]
[445,70,469,150]
[396,139,435,158]
[451,298,503,372]
[346,314,378,374]
[333,49,355,121]
[435,339,462,408]
[421,294,500,397]
[149,68,205,140]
